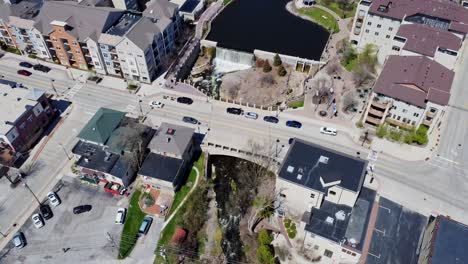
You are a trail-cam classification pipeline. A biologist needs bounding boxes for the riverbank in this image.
[286,1,339,33]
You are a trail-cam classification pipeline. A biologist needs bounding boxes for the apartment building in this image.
[363,56,454,132]
[0,84,54,154]
[350,0,468,63]
[417,215,468,264]
[388,24,462,70]
[276,138,373,263]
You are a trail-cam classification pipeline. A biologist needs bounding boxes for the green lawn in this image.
[288,99,304,108]
[118,190,146,259]
[317,0,356,18]
[342,57,358,71]
[298,8,339,33]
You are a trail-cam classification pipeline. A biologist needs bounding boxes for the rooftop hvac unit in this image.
[335,210,346,221]
[325,216,334,225]
[319,156,329,164]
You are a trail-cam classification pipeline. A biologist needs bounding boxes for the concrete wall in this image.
[302,232,361,264]
[253,49,322,67]
[276,178,323,218]
[324,185,359,208]
[417,218,436,264]
[138,175,175,194]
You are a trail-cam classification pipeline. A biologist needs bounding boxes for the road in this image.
[0,48,467,251]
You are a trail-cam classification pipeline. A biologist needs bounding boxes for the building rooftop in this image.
[106,117,154,154]
[0,0,43,21]
[373,56,454,107]
[138,152,182,183]
[148,122,194,157]
[396,24,462,57]
[304,188,376,250]
[278,138,367,193]
[77,108,125,145]
[430,216,468,264]
[0,84,45,135]
[105,13,141,37]
[143,0,178,21]
[368,0,468,34]
[179,0,200,13]
[34,1,125,41]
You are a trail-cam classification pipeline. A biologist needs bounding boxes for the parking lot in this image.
[1,176,129,264]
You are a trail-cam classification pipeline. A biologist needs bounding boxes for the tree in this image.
[342,91,357,112]
[310,77,332,102]
[358,44,378,73]
[376,124,388,138]
[326,60,342,75]
[341,41,357,67]
[352,64,374,87]
[258,230,273,245]
[227,82,241,99]
[273,54,282,67]
[263,60,272,73]
[277,65,287,77]
[257,245,275,264]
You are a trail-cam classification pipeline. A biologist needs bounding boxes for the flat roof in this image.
[139,153,182,183]
[74,141,119,174]
[180,0,200,13]
[0,84,44,135]
[278,138,367,193]
[148,122,194,157]
[105,13,141,37]
[430,216,468,264]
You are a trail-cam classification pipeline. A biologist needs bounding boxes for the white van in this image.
[320,127,338,136]
[115,208,127,224]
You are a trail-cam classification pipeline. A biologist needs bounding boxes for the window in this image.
[310,193,315,199]
[377,24,382,28]
[397,116,401,120]
[131,69,137,74]
[386,35,390,39]
[392,46,401,51]
[413,113,419,117]
[42,51,47,55]
[351,253,356,256]
[103,53,108,58]
[367,22,372,26]
[365,29,370,33]
[389,27,393,31]
[402,109,408,113]
[329,190,336,195]
[324,250,333,258]
[95,62,100,66]
[402,118,407,122]
[19,123,26,129]
[75,50,80,54]
[429,107,437,113]
[375,32,379,36]
[411,121,416,126]
[36,34,40,38]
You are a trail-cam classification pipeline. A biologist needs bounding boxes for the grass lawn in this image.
[288,99,304,108]
[342,57,358,71]
[317,0,356,18]
[118,190,146,259]
[298,8,339,33]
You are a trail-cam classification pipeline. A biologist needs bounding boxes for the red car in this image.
[17,70,32,76]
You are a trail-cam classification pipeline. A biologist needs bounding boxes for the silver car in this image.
[31,213,44,229]
[244,112,258,120]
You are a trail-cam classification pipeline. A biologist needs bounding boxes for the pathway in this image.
[195,2,223,39]
[161,167,200,229]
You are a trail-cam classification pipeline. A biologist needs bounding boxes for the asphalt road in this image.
[0,46,467,251]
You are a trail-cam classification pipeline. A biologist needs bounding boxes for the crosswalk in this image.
[64,82,84,99]
[427,155,467,177]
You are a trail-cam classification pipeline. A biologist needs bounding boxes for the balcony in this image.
[354,27,362,35]
[365,116,381,126]
[425,110,436,118]
[422,119,432,127]
[358,10,366,19]
[368,108,384,117]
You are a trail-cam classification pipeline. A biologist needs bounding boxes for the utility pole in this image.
[19,176,41,206]
[275,139,280,158]
[59,143,72,160]
[51,79,58,96]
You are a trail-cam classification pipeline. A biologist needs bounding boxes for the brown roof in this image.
[396,24,462,57]
[373,56,454,107]
[368,0,468,33]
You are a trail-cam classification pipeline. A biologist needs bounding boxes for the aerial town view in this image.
[0,0,467,262]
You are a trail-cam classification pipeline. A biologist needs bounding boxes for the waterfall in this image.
[214,47,253,73]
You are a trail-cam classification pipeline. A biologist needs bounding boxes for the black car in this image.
[226,107,243,115]
[182,116,198,124]
[286,120,302,128]
[73,205,92,214]
[33,64,51,73]
[19,62,33,68]
[177,97,193,105]
[263,116,279,124]
[40,204,53,220]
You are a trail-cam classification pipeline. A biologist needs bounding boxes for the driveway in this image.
[0,176,128,264]
[123,216,163,264]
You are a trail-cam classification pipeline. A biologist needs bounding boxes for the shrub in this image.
[284,218,291,228]
[256,59,265,68]
[356,121,364,128]
[206,46,216,58]
[263,60,272,73]
[414,126,429,145]
[278,65,287,76]
[376,124,388,138]
[257,245,275,264]
[288,230,296,239]
[258,230,273,245]
[273,54,282,66]
[388,129,403,142]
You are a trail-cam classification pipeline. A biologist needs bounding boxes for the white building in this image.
[276,139,374,263]
[112,0,138,11]
[363,56,454,133]
[350,0,468,63]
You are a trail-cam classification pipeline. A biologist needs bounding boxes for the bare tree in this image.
[260,74,276,86]
[310,77,332,101]
[326,60,342,76]
[19,160,43,177]
[352,64,374,87]
[342,91,358,112]
[227,83,241,99]
[131,139,146,171]
[247,190,284,233]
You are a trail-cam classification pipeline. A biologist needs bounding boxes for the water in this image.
[207,0,330,60]
[214,47,253,73]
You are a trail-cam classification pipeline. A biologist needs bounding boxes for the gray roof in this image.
[143,0,178,20]
[148,122,194,157]
[124,17,162,50]
[138,153,182,183]
[374,56,454,107]
[430,216,468,264]
[278,138,367,193]
[34,1,125,41]
[0,0,42,21]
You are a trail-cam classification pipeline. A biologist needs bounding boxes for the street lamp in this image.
[275,139,280,158]
[18,174,41,206]
[59,142,72,160]
[51,79,58,96]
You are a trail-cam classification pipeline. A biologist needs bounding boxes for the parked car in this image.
[320,127,337,136]
[149,101,164,108]
[87,76,102,84]
[19,62,33,68]
[33,64,51,73]
[115,208,127,224]
[73,205,92,214]
[40,205,53,220]
[182,116,198,124]
[138,216,153,235]
[244,112,258,119]
[31,213,44,229]
[177,97,193,105]
[12,232,26,248]
[226,107,243,115]
[263,116,279,124]
[286,120,302,128]
[17,70,32,76]
[47,191,61,207]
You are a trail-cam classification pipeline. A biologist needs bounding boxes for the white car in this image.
[47,192,61,207]
[320,127,337,136]
[31,214,44,229]
[244,112,258,119]
[149,101,164,108]
[115,208,127,224]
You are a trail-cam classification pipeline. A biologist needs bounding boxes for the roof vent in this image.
[84,158,89,162]
[166,128,175,135]
[287,166,294,173]
[17,98,21,101]
[297,174,303,180]
[335,210,346,221]
[325,216,334,225]
[319,156,329,164]
[92,127,96,131]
